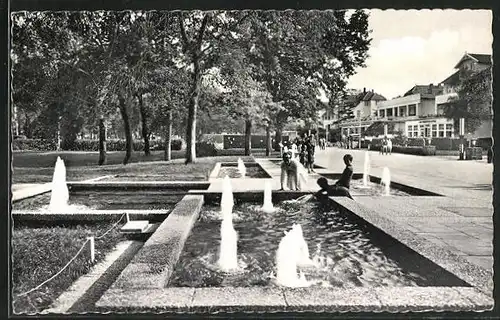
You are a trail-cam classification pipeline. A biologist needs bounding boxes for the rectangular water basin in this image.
[11,189,184,211]
[168,199,469,289]
[320,173,443,197]
[217,162,271,179]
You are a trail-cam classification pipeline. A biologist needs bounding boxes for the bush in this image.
[196,141,218,157]
[12,139,58,151]
[392,145,436,156]
[406,137,426,147]
[475,137,492,150]
[171,139,183,151]
[430,138,461,151]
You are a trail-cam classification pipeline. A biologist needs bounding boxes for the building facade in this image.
[369,52,492,140]
[375,84,455,138]
[338,89,386,138]
[433,53,492,139]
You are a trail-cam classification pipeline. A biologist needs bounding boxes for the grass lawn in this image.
[12,150,278,184]
[12,222,128,314]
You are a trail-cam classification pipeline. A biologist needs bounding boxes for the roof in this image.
[361,91,386,101]
[454,53,492,69]
[440,70,460,86]
[404,84,443,97]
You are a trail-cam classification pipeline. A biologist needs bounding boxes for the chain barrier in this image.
[16,213,127,297]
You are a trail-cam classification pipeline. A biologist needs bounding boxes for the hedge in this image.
[195,141,218,157]
[369,144,436,156]
[223,134,277,149]
[429,138,461,151]
[12,139,58,151]
[12,138,184,152]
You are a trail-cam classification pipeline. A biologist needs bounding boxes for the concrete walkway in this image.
[314,147,493,271]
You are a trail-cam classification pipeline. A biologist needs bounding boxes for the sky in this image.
[347,9,493,100]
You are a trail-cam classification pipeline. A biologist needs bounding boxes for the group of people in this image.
[380,136,393,155]
[282,135,317,174]
[280,148,354,200]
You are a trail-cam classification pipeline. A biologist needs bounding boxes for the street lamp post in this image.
[458,118,465,160]
[359,116,362,149]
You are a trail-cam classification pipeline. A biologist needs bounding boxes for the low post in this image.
[126,213,130,223]
[87,237,95,263]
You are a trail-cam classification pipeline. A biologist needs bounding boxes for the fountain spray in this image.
[261,180,275,213]
[381,167,391,196]
[218,175,239,271]
[362,151,370,187]
[48,156,70,211]
[275,224,313,287]
[237,158,246,177]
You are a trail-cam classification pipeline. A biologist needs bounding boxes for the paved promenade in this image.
[315,147,493,271]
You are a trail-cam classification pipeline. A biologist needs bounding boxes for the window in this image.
[399,107,406,117]
[364,101,369,106]
[357,110,361,118]
[446,124,453,137]
[408,105,417,116]
[394,108,398,117]
[438,124,445,137]
[432,124,437,137]
[407,124,418,137]
[386,108,393,117]
[379,110,385,118]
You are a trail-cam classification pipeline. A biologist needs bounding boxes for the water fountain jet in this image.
[218,175,239,271]
[261,180,275,213]
[275,224,314,287]
[237,158,246,178]
[362,151,371,188]
[48,156,70,211]
[381,167,391,196]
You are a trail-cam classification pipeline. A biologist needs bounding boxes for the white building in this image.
[434,52,492,139]
[337,89,386,138]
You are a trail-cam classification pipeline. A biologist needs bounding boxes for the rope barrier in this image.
[17,239,90,297]
[16,213,127,297]
[95,213,126,239]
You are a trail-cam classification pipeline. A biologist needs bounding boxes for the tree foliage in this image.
[444,68,492,134]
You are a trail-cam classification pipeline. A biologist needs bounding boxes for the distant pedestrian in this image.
[305,138,316,174]
[381,137,388,155]
[387,138,392,155]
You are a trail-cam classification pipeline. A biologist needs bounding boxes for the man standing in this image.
[305,137,316,174]
[387,137,393,155]
[280,152,303,191]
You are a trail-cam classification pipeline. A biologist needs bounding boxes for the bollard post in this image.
[87,237,95,263]
[126,213,130,223]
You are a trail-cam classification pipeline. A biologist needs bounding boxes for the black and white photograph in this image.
[8,6,495,316]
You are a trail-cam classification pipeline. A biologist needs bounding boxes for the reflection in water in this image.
[217,166,268,179]
[169,201,426,288]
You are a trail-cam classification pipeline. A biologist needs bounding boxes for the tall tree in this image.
[242,10,371,145]
[444,68,492,135]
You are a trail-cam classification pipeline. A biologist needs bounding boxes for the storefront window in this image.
[446,124,453,137]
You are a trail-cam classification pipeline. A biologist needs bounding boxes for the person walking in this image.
[381,137,388,155]
[305,137,316,174]
[387,137,392,155]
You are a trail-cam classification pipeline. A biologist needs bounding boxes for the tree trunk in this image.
[138,93,151,156]
[185,58,201,164]
[98,117,107,165]
[164,109,173,161]
[274,127,283,151]
[244,119,252,156]
[266,125,271,156]
[119,96,133,165]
